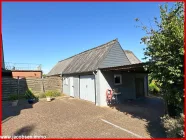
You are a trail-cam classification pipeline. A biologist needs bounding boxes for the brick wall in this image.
[12,71,42,78]
[2,76,62,100]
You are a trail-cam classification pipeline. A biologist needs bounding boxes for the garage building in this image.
[48,39,148,106]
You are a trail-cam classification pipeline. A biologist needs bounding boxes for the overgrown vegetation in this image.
[25,88,38,99]
[136,2,184,137]
[42,74,47,78]
[45,91,53,97]
[51,90,61,97]
[161,113,184,138]
[149,80,160,95]
[7,89,62,101]
[37,93,46,98]
[8,94,19,101]
[29,90,62,99]
[8,93,28,101]
[45,90,61,97]
[136,2,184,116]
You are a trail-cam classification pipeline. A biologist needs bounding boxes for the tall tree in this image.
[137,2,184,116]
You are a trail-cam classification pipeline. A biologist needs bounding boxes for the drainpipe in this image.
[93,70,98,105]
[61,72,63,94]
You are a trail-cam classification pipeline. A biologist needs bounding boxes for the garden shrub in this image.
[18,94,27,99]
[8,93,28,101]
[38,93,46,98]
[137,2,184,116]
[25,88,37,99]
[161,113,184,138]
[51,90,61,97]
[45,90,61,97]
[45,91,53,97]
[149,80,160,95]
[8,94,19,101]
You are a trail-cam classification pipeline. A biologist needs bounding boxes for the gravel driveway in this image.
[2,96,166,138]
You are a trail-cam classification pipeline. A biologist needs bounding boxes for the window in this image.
[64,77,68,85]
[114,74,122,85]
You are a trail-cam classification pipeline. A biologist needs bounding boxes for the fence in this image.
[2,76,62,100]
[5,62,41,70]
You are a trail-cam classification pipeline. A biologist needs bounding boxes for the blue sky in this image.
[2,2,175,74]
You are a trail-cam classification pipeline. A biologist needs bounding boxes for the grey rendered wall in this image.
[99,41,131,68]
[97,70,111,106]
[98,71,149,106]
[73,76,79,98]
[101,71,136,101]
[63,76,70,96]
[97,70,137,106]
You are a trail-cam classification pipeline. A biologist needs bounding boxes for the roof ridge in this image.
[124,50,132,53]
[124,49,141,63]
[58,39,118,62]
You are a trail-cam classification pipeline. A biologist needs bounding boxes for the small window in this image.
[114,74,122,85]
[64,77,68,85]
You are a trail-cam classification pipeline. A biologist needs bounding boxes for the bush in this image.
[51,90,61,97]
[161,113,184,138]
[8,94,19,101]
[149,80,160,94]
[38,93,46,98]
[18,94,27,99]
[45,91,53,97]
[45,90,61,97]
[8,93,32,101]
[25,88,37,99]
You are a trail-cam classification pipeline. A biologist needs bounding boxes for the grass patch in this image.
[34,90,62,99]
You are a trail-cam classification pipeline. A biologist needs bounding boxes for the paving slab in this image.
[2,96,166,138]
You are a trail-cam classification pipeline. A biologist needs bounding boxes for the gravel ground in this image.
[2,96,166,138]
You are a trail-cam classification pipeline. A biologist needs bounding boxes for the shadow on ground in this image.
[2,77,39,122]
[2,99,38,122]
[109,96,166,138]
[14,124,35,135]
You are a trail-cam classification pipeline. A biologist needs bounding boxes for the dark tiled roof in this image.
[47,57,73,76]
[124,50,141,64]
[48,40,142,76]
[48,39,117,76]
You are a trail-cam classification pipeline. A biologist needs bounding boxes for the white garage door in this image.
[69,77,74,97]
[80,75,95,103]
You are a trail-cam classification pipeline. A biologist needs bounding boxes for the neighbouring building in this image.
[11,70,42,78]
[48,39,148,106]
[1,34,12,77]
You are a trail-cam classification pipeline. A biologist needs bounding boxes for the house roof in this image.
[47,39,142,76]
[47,39,117,76]
[124,50,141,64]
[47,57,73,76]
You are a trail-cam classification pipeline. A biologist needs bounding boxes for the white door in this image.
[80,77,86,100]
[80,75,95,103]
[69,77,74,97]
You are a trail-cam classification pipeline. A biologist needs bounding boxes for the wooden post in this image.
[17,76,19,99]
[42,77,45,93]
